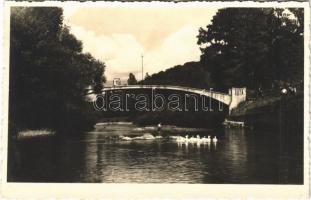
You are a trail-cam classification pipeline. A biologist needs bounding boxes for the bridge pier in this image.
[228,87,247,114]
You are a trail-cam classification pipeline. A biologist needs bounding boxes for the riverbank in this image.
[229,92,303,131]
[93,122,211,135]
[98,110,226,129]
[17,129,55,139]
[132,111,226,129]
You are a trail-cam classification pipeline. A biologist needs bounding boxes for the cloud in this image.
[70,26,144,79]
[145,26,202,75]
[70,24,201,81]
[64,7,216,50]
[63,6,217,81]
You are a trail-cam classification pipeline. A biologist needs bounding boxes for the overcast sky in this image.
[63,6,218,82]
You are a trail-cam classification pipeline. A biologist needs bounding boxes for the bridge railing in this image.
[102,84,228,96]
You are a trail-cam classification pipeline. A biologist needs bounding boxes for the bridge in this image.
[85,85,246,114]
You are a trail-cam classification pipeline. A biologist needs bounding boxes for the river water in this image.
[9,123,303,184]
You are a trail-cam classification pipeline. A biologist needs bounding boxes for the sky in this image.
[63,6,218,82]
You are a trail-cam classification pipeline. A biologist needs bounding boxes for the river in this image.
[8,123,303,184]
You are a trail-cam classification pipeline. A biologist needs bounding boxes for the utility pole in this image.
[141,55,144,81]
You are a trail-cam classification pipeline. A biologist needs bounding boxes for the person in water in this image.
[157,122,167,137]
[157,123,162,132]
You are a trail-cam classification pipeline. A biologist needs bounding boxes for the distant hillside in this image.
[140,61,213,89]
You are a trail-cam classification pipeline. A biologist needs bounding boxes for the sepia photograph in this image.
[1,1,310,198]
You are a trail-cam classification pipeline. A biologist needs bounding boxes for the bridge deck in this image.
[101,85,231,105]
[102,85,228,96]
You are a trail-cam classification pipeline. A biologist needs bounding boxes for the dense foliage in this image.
[127,73,138,85]
[197,8,304,91]
[141,61,213,89]
[9,7,106,132]
[142,8,303,93]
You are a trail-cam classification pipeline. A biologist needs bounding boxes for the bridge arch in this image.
[86,85,246,114]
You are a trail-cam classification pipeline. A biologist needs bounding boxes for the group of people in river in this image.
[119,133,218,143]
[119,123,219,144]
[173,135,217,143]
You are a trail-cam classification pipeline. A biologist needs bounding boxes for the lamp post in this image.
[141,55,144,81]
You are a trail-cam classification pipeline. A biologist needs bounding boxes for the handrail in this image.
[102,85,228,96]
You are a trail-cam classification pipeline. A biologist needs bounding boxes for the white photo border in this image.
[1,1,310,198]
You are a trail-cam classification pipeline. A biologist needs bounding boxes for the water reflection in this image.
[8,124,303,184]
[176,140,216,153]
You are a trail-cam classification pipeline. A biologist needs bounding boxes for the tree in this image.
[140,61,213,89]
[127,73,138,85]
[197,8,304,91]
[9,7,106,131]
[145,72,151,80]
